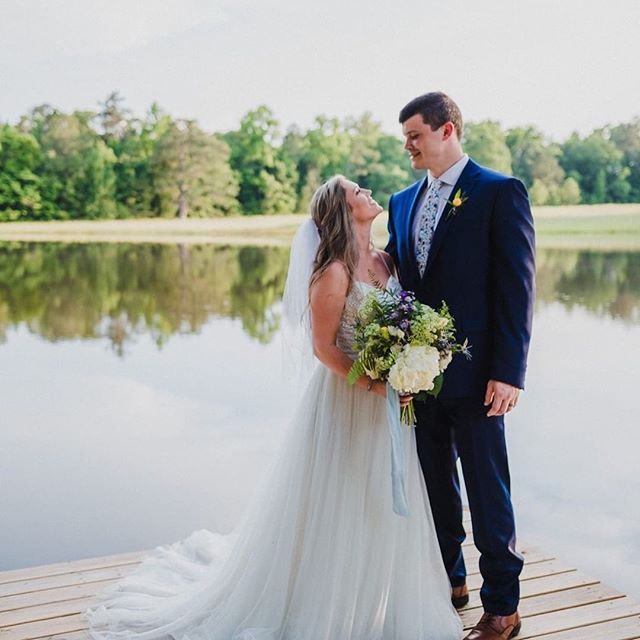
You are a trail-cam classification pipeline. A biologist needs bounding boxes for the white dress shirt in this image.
[412,153,470,254]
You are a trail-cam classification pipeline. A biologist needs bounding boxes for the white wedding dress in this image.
[86,277,463,640]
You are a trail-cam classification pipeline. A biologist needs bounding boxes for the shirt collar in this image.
[429,153,469,187]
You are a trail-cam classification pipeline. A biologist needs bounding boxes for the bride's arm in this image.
[310,261,386,398]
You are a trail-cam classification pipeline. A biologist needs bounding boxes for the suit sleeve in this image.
[489,177,536,389]
[384,193,399,267]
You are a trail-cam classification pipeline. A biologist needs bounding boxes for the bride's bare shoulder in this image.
[310,261,349,299]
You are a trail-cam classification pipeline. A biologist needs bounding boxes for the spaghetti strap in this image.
[376,250,398,278]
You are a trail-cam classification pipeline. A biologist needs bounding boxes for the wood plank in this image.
[0,565,139,599]
[505,598,640,638]
[519,571,600,599]
[464,571,600,609]
[466,559,575,591]
[47,633,90,640]
[463,544,543,562]
[461,583,623,623]
[0,579,117,613]
[0,613,86,640]
[0,544,551,600]
[48,632,90,640]
[1,596,95,628]
[0,552,143,585]
[533,613,640,639]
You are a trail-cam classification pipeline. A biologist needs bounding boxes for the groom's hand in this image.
[484,380,520,417]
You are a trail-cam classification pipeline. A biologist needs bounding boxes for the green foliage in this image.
[224,106,298,215]
[560,130,630,204]
[607,119,640,201]
[463,120,512,174]
[20,107,118,219]
[505,126,580,204]
[0,125,43,221]
[1,96,639,221]
[151,120,239,218]
[107,102,172,217]
[347,358,367,385]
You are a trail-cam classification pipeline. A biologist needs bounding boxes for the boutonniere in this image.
[446,188,469,219]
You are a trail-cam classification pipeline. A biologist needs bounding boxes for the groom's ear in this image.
[441,122,456,141]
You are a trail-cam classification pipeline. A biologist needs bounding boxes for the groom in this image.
[386,92,535,640]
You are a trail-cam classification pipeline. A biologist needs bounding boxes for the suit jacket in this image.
[385,158,536,399]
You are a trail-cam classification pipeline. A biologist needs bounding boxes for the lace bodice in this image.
[336,276,400,359]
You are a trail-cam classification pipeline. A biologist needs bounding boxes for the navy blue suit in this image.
[386,158,535,615]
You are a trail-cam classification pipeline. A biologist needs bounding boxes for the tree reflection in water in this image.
[0,243,637,356]
[535,249,640,324]
[0,242,289,355]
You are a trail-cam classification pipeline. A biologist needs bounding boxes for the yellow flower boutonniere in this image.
[446,188,469,219]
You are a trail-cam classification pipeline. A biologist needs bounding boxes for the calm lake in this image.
[1,241,639,600]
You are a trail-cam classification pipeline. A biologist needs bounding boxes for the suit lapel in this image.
[423,159,482,277]
[403,175,428,272]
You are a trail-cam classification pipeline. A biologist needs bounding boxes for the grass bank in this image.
[0,203,638,250]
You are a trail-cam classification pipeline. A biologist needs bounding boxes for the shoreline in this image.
[0,204,638,251]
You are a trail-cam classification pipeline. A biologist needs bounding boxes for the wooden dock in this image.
[2,513,639,639]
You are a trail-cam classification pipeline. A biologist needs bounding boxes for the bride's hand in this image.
[399,393,414,408]
[371,383,413,407]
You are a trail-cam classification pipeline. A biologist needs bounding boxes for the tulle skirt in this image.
[86,365,463,640]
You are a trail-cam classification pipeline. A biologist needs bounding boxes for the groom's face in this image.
[402,113,444,171]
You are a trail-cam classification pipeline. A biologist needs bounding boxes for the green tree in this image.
[225,106,297,215]
[96,91,130,143]
[108,104,172,216]
[20,106,118,219]
[0,125,43,221]
[560,130,631,203]
[367,133,412,208]
[555,177,581,205]
[290,116,351,210]
[506,126,565,194]
[151,119,239,218]
[463,120,512,174]
[608,119,640,201]
[529,179,550,206]
[283,113,410,210]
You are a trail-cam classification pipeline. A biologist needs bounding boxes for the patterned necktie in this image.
[416,178,442,277]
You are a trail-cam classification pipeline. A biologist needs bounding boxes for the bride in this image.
[86,176,464,640]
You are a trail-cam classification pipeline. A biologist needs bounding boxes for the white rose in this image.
[388,326,405,339]
[388,344,440,394]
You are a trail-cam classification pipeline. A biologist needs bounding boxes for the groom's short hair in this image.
[399,92,464,139]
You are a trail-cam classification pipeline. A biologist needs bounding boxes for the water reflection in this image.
[536,250,640,324]
[0,243,290,353]
[0,243,638,356]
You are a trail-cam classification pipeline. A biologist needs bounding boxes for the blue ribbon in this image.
[385,384,410,517]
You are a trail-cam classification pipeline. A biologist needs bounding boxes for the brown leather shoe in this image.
[451,583,469,609]
[463,611,521,640]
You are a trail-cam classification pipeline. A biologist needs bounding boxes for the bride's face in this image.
[342,179,383,223]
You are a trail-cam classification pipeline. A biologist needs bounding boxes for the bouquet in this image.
[347,281,470,425]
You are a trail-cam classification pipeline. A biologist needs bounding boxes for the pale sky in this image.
[1,0,639,141]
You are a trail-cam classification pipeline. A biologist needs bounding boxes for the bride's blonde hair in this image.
[309,175,358,291]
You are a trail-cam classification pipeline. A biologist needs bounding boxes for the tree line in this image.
[1,92,638,222]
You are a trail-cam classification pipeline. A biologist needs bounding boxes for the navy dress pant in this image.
[414,396,523,615]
